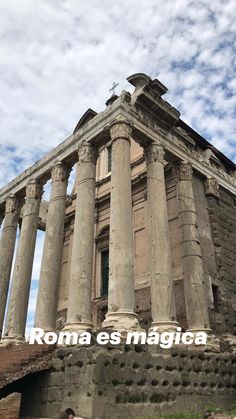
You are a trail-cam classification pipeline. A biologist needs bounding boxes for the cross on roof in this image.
[109,81,119,96]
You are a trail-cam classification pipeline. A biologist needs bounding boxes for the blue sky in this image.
[0,0,235,334]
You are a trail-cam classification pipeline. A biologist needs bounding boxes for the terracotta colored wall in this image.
[0,392,21,419]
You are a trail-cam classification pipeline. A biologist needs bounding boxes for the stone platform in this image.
[18,344,236,419]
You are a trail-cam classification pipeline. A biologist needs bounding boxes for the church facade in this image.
[0,73,235,418]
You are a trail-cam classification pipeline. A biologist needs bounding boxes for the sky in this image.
[0,0,235,334]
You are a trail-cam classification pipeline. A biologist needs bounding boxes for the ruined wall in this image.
[0,392,21,419]
[206,188,236,336]
[19,345,236,419]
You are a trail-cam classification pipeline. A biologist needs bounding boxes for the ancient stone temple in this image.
[0,73,235,419]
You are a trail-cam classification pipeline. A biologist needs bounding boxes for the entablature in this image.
[0,73,235,209]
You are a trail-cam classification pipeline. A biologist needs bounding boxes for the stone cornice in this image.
[131,83,180,126]
[124,105,236,196]
[0,89,235,206]
[0,100,125,206]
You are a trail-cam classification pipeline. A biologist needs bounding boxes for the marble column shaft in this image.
[102,120,139,330]
[4,180,43,340]
[145,143,178,330]
[176,162,210,331]
[35,162,68,331]
[64,143,97,331]
[0,195,21,337]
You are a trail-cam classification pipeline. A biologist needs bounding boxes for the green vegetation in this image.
[132,408,236,419]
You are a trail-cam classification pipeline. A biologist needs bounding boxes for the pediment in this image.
[73,108,97,133]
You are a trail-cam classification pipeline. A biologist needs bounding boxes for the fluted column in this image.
[145,143,178,331]
[3,180,43,340]
[35,162,68,331]
[64,143,97,332]
[175,162,211,333]
[102,119,140,331]
[0,195,22,337]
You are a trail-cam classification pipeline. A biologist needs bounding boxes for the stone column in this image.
[64,143,97,332]
[175,162,211,333]
[102,119,140,331]
[34,162,68,332]
[145,143,178,331]
[3,180,43,340]
[0,195,21,337]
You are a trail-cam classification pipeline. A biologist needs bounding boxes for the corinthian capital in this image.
[175,161,193,181]
[144,143,165,164]
[51,161,68,182]
[204,177,220,197]
[110,119,132,142]
[5,195,22,214]
[26,180,43,199]
[78,143,98,164]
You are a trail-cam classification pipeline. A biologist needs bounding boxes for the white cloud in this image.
[0,0,234,185]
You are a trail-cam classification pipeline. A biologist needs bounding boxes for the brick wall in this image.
[207,188,236,336]
[0,392,21,419]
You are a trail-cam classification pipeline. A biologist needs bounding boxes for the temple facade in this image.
[0,73,235,418]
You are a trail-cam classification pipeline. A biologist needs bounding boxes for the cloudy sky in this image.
[0,0,235,333]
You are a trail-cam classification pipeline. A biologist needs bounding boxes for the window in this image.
[107,146,112,172]
[101,249,109,296]
[212,284,219,312]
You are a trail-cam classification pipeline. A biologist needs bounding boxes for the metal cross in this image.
[109,82,119,96]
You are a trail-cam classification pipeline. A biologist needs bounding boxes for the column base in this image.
[62,321,93,333]
[102,309,140,332]
[186,328,220,352]
[1,335,25,345]
[150,320,180,333]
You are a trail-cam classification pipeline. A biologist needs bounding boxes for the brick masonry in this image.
[206,187,236,336]
[0,392,21,419]
[0,343,55,389]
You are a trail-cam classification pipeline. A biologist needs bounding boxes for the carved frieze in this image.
[204,177,220,198]
[133,105,236,191]
[174,126,196,147]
